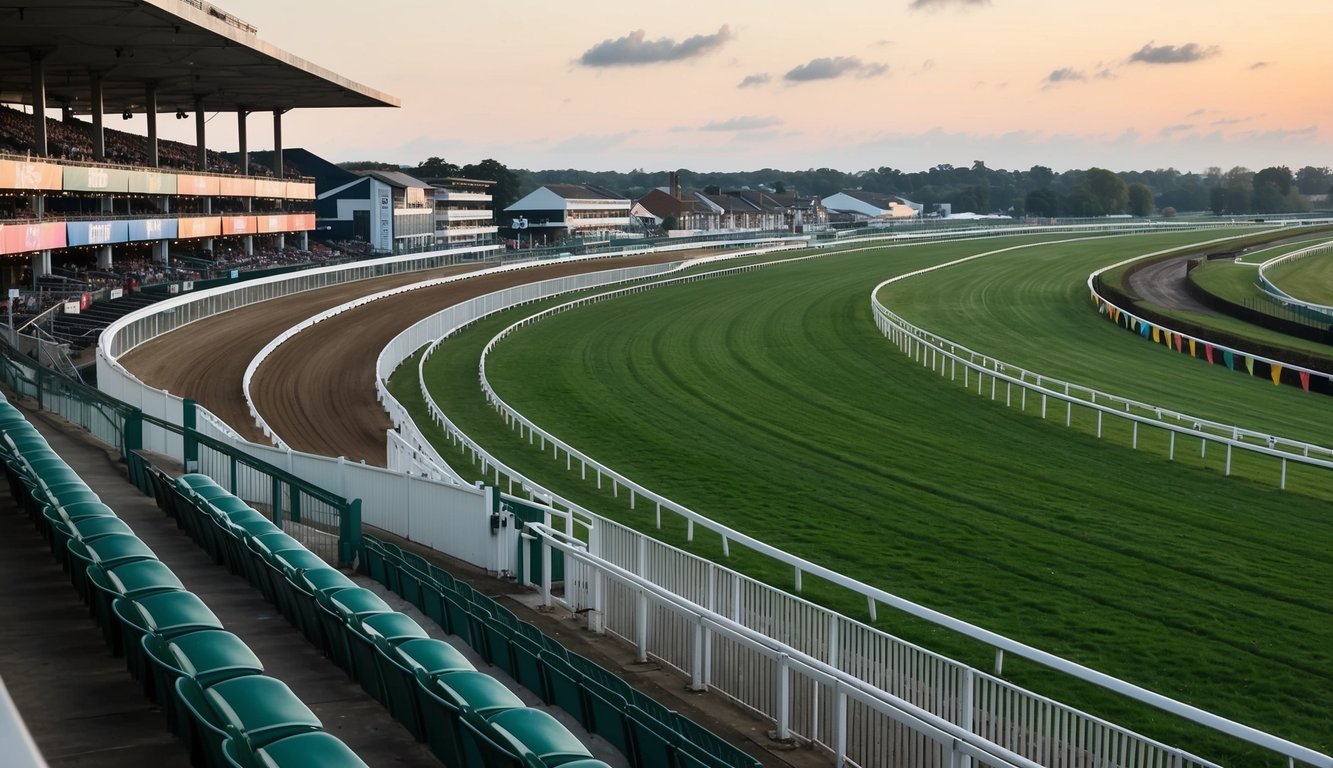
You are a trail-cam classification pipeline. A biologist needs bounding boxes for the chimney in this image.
[669,171,681,200]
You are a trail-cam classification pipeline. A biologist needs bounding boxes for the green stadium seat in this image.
[225,731,370,768]
[486,707,593,767]
[202,675,322,749]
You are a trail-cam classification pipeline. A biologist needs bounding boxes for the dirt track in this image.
[120,254,684,464]
[1125,255,1218,314]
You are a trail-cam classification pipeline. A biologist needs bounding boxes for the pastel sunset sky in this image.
[160,0,1331,173]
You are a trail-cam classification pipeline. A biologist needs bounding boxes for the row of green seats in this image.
[160,473,611,768]
[362,534,763,768]
[0,406,369,768]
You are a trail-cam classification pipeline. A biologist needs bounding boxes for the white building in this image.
[821,190,921,220]
[426,177,500,252]
[504,184,633,243]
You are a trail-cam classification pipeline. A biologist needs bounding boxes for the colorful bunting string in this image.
[1270,363,1283,385]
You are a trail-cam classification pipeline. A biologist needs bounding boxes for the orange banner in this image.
[0,221,67,255]
[176,174,221,196]
[219,176,256,197]
[0,158,63,191]
[221,216,257,236]
[177,216,221,239]
[285,181,316,200]
[253,178,287,198]
[254,213,315,233]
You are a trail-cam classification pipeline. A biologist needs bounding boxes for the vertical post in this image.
[834,688,848,768]
[272,110,284,177]
[194,95,207,170]
[689,619,704,690]
[635,588,648,663]
[182,398,199,471]
[145,82,158,167]
[541,538,552,608]
[993,648,1004,676]
[30,52,48,156]
[775,655,791,741]
[90,71,105,161]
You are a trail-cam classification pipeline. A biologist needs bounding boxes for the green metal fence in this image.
[0,341,360,567]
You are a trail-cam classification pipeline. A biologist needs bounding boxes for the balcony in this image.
[436,225,499,237]
[435,209,493,222]
[433,190,492,202]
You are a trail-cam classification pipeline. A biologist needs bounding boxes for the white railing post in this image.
[776,653,791,741]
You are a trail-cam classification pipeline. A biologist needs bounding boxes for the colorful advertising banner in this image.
[219,177,256,197]
[62,165,130,193]
[127,218,177,242]
[254,178,287,198]
[128,170,177,195]
[285,181,316,200]
[66,220,129,247]
[221,216,257,236]
[255,213,316,233]
[176,174,221,196]
[0,221,67,255]
[177,216,221,239]
[0,158,62,191]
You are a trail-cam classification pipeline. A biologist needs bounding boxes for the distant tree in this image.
[1127,183,1155,217]
[773,181,787,194]
[1161,206,1177,218]
[414,156,461,178]
[1083,168,1128,215]
[1225,183,1253,214]
[1294,166,1331,195]
[1252,166,1295,213]
[1065,188,1102,217]
[461,159,521,212]
[338,160,399,171]
[1025,189,1058,218]
[660,214,678,232]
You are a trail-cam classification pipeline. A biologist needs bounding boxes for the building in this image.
[821,190,921,221]
[634,173,827,235]
[424,177,499,250]
[503,184,633,244]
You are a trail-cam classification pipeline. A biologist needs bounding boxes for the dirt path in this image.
[119,254,686,464]
[1125,255,1218,314]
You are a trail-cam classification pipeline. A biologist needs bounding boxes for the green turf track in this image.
[407,230,1331,764]
[1265,245,1333,305]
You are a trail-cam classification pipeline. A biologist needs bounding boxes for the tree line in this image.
[338,157,1332,218]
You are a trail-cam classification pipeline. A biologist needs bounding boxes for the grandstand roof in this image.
[0,0,398,115]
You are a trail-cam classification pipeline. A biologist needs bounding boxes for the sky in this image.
[150,0,1332,175]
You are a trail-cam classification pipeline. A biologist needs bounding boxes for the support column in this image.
[272,110,284,177]
[30,251,51,282]
[145,82,159,167]
[30,52,48,156]
[240,110,253,255]
[237,109,249,173]
[90,72,105,161]
[153,241,168,265]
[194,95,207,171]
[97,246,113,270]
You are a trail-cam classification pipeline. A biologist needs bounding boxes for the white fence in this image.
[1256,239,1333,321]
[421,232,1330,768]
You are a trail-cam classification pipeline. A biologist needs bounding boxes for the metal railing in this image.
[1256,240,1333,323]
[458,230,1331,768]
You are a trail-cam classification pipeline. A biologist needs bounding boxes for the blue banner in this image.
[65,220,128,247]
[126,218,178,242]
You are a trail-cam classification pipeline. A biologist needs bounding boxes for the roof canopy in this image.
[0,0,398,114]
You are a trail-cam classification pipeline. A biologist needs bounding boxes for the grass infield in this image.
[397,231,1332,765]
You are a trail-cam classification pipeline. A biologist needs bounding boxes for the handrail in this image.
[469,228,1332,768]
[1088,235,1333,392]
[524,521,1221,768]
[1256,239,1333,321]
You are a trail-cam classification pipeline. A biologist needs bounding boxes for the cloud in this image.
[1249,61,1270,70]
[1211,117,1247,127]
[1043,67,1086,86]
[1128,42,1220,65]
[1159,123,1194,136]
[700,116,783,132]
[909,0,989,10]
[784,56,888,82]
[737,73,771,88]
[1186,108,1207,117]
[579,25,733,67]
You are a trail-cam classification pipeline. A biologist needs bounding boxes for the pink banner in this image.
[255,213,315,233]
[177,216,222,239]
[0,221,67,255]
[0,158,62,191]
[285,181,316,200]
[254,179,287,198]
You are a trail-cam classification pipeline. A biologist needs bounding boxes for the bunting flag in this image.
[1270,363,1283,385]
[1223,349,1235,370]
[1205,343,1214,364]
[1164,331,1173,348]
[1174,334,1183,353]
[1141,323,1151,339]
[1244,356,1254,375]
[1098,301,1107,315]
[1189,338,1197,357]
[1299,371,1310,391]
[1151,326,1160,343]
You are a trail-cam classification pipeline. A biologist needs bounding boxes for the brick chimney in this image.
[669,171,681,199]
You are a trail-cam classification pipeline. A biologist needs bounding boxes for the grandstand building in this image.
[0,0,396,297]
[503,183,633,244]
[821,190,921,220]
